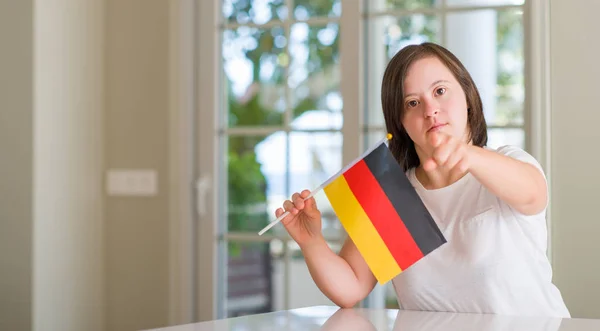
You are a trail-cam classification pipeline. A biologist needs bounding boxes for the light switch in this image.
[106,169,158,196]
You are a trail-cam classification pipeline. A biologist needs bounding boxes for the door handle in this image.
[195,174,211,217]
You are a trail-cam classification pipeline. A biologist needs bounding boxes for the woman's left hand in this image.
[422,132,472,174]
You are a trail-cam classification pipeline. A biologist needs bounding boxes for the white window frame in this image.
[524,0,552,259]
[167,0,551,324]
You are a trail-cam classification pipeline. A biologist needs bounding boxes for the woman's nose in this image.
[423,99,439,117]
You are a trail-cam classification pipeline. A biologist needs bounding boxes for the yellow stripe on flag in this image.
[324,174,402,284]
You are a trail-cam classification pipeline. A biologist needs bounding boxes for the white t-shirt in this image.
[391,145,571,318]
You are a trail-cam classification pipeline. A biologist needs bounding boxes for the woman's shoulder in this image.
[485,144,533,158]
[485,144,546,176]
[484,145,549,219]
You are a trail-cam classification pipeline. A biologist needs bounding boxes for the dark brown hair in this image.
[381,42,487,171]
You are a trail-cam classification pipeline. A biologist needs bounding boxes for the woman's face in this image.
[400,56,470,156]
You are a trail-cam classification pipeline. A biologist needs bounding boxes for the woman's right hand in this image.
[275,189,323,247]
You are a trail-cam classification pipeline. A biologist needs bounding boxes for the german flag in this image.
[323,139,446,284]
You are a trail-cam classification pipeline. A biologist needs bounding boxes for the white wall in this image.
[1,1,172,330]
[0,1,34,330]
[32,0,106,330]
[550,0,600,319]
[0,0,105,330]
[104,0,171,330]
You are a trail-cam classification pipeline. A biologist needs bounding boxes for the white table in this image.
[144,305,600,331]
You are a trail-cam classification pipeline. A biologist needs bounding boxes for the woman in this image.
[275,42,570,317]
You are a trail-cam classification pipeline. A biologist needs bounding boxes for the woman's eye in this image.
[406,100,418,108]
[435,87,446,96]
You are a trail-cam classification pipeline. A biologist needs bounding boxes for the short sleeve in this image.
[494,145,549,212]
[495,145,545,177]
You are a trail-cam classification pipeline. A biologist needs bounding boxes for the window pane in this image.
[227,134,278,232]
[385,282,400,308]
[446,0,524,7]
[224,241,274,317]
[237,131,341,236]
[223,0,288,24]
[293,0,341,20]
[289,23,341,130]
[223,27,287,127]
[364,130,387,149]
[366,0,439,13]
[496,9,524,125]
[382,15,439,60]
[445,9,524,127]
[287,131,343,238]
[487,128,524,150]
[224,239,343,319]
[364,15,440,127]
[287,241,343,309]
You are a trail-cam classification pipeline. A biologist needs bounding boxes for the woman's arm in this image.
[424,132,547,216]
[301,236,377,308]
[467,145,547,215]
[278,190,377,308]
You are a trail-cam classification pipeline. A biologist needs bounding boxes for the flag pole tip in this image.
[386,133,393,140]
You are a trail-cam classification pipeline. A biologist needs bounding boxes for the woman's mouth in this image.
[428,123,447,132]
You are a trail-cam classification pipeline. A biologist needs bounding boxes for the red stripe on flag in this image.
[343,160,424,270]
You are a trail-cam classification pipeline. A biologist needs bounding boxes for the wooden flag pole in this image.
[258,133,393,235]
